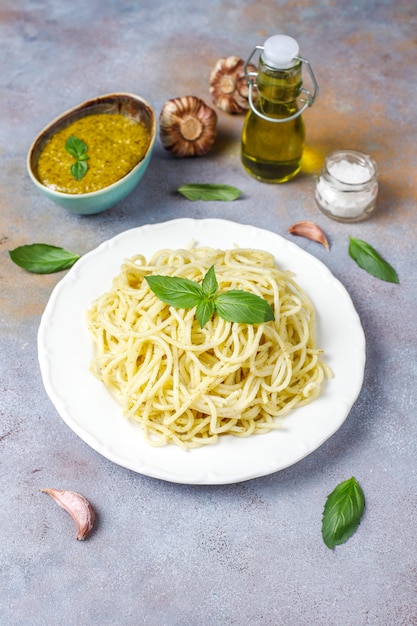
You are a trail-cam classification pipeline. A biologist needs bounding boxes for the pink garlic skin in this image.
[41,488,95,540]
[288,221,330,250]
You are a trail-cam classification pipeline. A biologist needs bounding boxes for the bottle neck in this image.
[256,57,303,105]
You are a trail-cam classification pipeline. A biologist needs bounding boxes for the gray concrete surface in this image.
[1,1,416,624]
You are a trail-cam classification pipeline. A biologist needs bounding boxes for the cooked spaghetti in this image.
[86,247,331,449]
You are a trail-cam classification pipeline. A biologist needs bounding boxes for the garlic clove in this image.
[159,96,217,157]
[288,221,330,250]
[41,488,95,541]
[209,56,256,114]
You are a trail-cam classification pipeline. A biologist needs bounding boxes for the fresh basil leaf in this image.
[145,268,275,328]
[71,160,88,181]
[177,184,242,201]
[65,135,88,159]
[322,477,365,549]
[145,275,203,308]
[349,237,399,283]
[195,299,215,329]
[65,135,89,180]
[214,290,275,324]
[201,265,218,299]
[9,243,80,274]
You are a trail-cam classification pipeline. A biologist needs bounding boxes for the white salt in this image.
[315,153,378,220]
[328,159,371,184]
[315,178,373,218]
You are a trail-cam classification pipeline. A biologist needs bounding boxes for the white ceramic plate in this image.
[38,218,365,485]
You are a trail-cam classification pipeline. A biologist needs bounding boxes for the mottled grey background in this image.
[1,1,416,624]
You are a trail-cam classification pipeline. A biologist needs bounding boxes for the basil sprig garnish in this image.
[177,183,242,201]
[145,265,274,328]
[322,477,365,549]
[349,237,399,283]
[65,135,89,181]
[9,244,80,274]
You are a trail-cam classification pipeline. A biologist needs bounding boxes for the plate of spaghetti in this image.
[38,218,365,484]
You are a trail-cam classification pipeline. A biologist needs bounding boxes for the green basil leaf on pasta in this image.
[214,290,275,324]
[322,477,365,549]
[145,275,203,308]
[349,237,399,283]
[195,299,215,329]
[9,243,80,274]
[177,184,242,201]
[201,265,219,299]
[145,268,274,328]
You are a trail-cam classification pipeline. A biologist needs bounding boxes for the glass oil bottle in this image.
[241,35,318,183]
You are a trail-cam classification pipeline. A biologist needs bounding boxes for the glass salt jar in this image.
[315,150,378,222]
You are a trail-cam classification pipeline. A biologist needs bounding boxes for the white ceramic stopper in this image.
[262,35,300,69]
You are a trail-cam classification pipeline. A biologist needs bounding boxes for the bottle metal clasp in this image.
[244,45,319,123]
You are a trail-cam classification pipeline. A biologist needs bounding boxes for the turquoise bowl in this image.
[27,93,156,215]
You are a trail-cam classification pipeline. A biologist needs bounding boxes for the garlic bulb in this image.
[209,56,256,114]
[159,96,217,157]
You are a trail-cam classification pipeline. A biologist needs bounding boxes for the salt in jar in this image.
[315,150,378,222]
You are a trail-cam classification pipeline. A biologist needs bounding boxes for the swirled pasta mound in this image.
[87,247,331,449]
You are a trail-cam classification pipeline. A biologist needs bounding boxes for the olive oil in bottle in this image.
[241,35,318,184]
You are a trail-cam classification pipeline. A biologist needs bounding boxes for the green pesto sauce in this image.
[37,113,150,194]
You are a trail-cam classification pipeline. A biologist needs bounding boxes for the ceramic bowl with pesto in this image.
[27,93,156,215]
